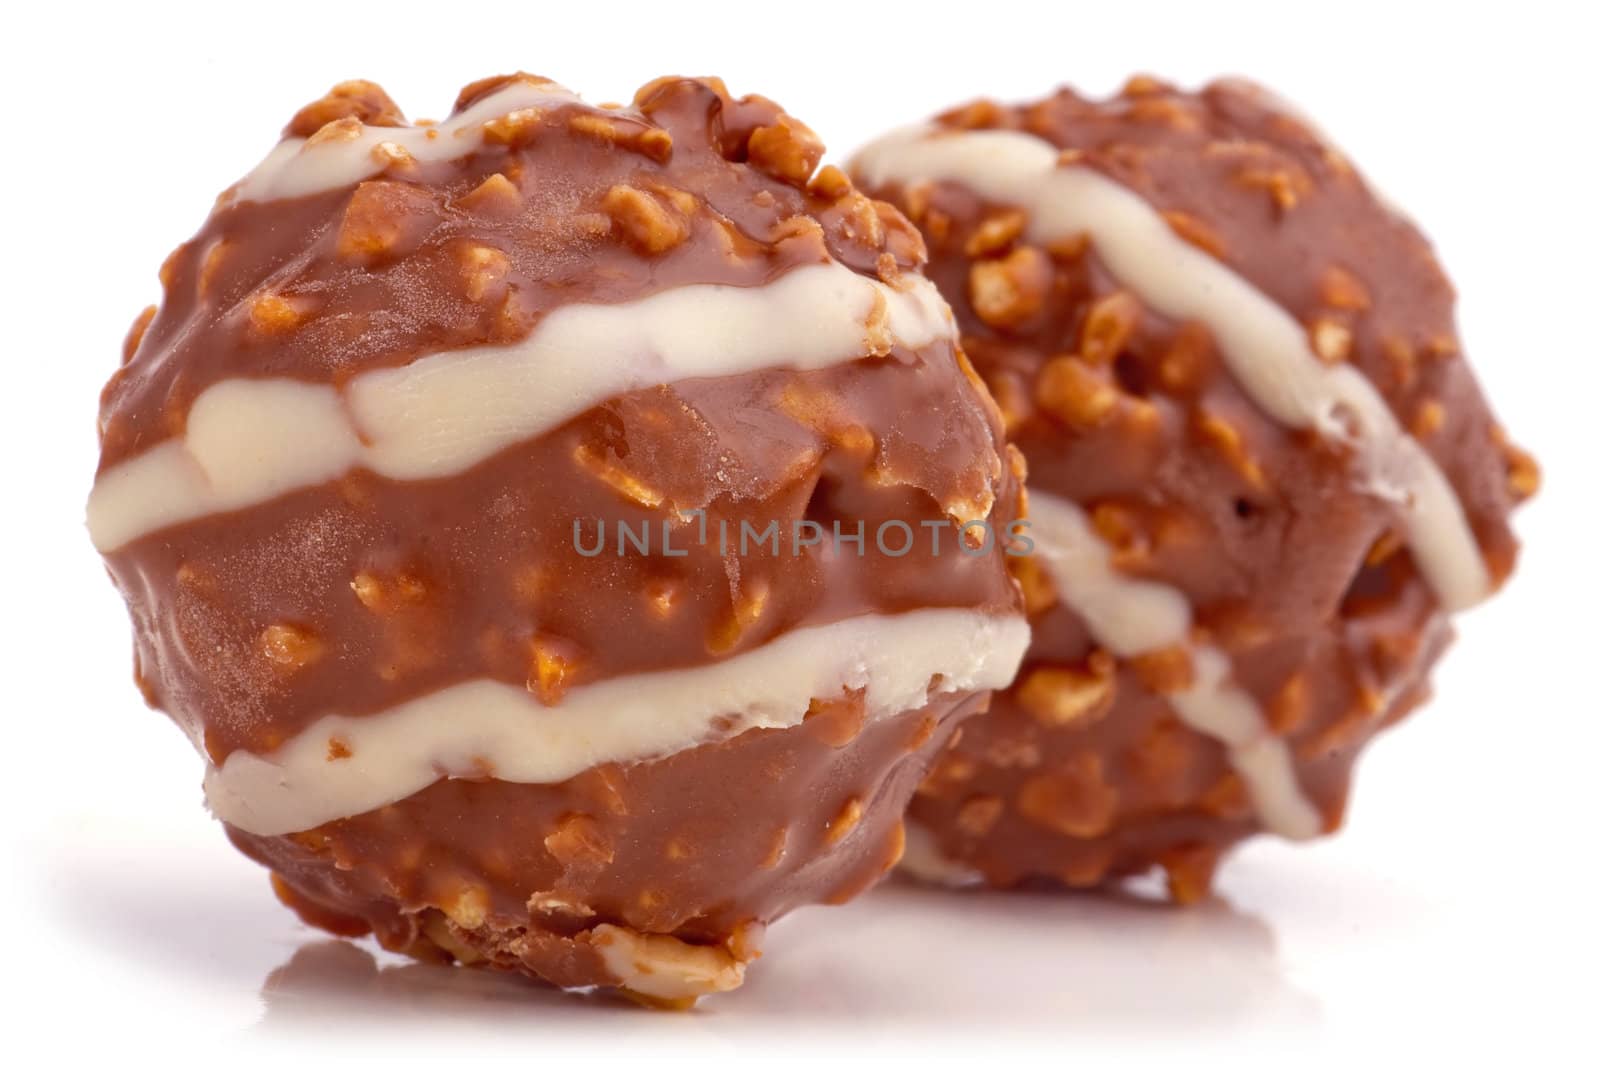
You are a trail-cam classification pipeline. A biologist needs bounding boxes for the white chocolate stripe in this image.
[88,264,953,552]
[1024,491,1322,840]
[851,126,1491,613]
[234,80,582,204]
[203,608,1031,836]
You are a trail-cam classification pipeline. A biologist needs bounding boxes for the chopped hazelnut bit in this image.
[942,99,1002,129]
[305,116,363,146]
[590,925,745,1007]
[983,369,1032,434]
[1036,355,1118,428]
[1410,398,1446,437]
[601,184,687,255]
[1122,74,1168,96]
[1195,412,1267,488]
[569,113,673,162]
[1365,529,1404,566]
[706,579,770,654]
[1129,645,1195,694]
[1497,432,1541,501]
[481,107,543,147]
[456,172,523,216]
[326,737,352,761]
[336,180,437,262]
[823,797,864,845]
[1046,233,1090,261]
[1320,265,1371,310]
[644,578,679,619]
[247,291,308,335]
[1311,319,1353,363]
[527,891,595,918]
[964,210,1027,258]
[1160,843,1221,905]
[1080,290,1141,365]
[260,623,323,671]
[1160,210,1226,257]
[528,634,580,705]
[758,826,788,870]
[956,795,1004,836]
[456,243,511,303]
[1236,165,1311,211]
[746,117,824,185]
[1159,322,1213,392]
[442,885,489,929]
[573,442,666,508]
[1017,753,1119,837]
[544,813,614,868]
[807,163,852,201]
[1381,336,1418,388]
[287,80,403,138]
[1016,662,1114,727]
[804,692,867,748]
[969,246,1050,329]
[369,140,415,173]
[1008,553,1058,616]
[1268,671,1310,734]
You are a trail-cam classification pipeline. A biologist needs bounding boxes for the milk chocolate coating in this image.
[92,74,1024,999]
[855,77,1535,899]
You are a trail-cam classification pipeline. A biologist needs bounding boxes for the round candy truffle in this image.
[852,76,1536,899]
[90,73,1029,1002]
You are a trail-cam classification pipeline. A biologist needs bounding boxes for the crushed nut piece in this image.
[823,797,865,845]
[336,181,437,261]
[528,634,581,705]
[247,291,309,335]
[457,172,523,215]
[964,210,1028,258]
[601,184,687,254]
[260,623,323,670]
[1320,265,1371,310]
[1016,661,1114,727]
[1079,291,1141,365]
[956,795,1004,836]
[746,116,824,184]
[804,692,867,748]
[1017,753,1119,837]
[1036,355,1118,428]
[969,246,1050,328]
[590,925,745,1007]
[456,243,511,303]
[544,813,614,868]
[1311,319,1353,363]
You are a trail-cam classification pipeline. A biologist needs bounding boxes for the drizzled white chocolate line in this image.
[1024,491,1322,839]
[87,263,953,552]
[234,79,581,204]
[205,608,1030,836]
[851,126,1491,613]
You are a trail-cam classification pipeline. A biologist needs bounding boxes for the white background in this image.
[4,0,1595,1061]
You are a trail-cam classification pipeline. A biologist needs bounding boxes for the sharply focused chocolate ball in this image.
[853,76,1535,899]
[89,73,1028,1002]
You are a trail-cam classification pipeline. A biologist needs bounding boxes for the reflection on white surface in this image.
[42,816,1315,1040]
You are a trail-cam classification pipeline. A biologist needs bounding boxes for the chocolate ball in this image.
[852,76,1535,899]
[89,73,1028,1002]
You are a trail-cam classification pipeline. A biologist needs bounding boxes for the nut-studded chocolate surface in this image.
[852,76,1535,899]
[90,73,1027,1002]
